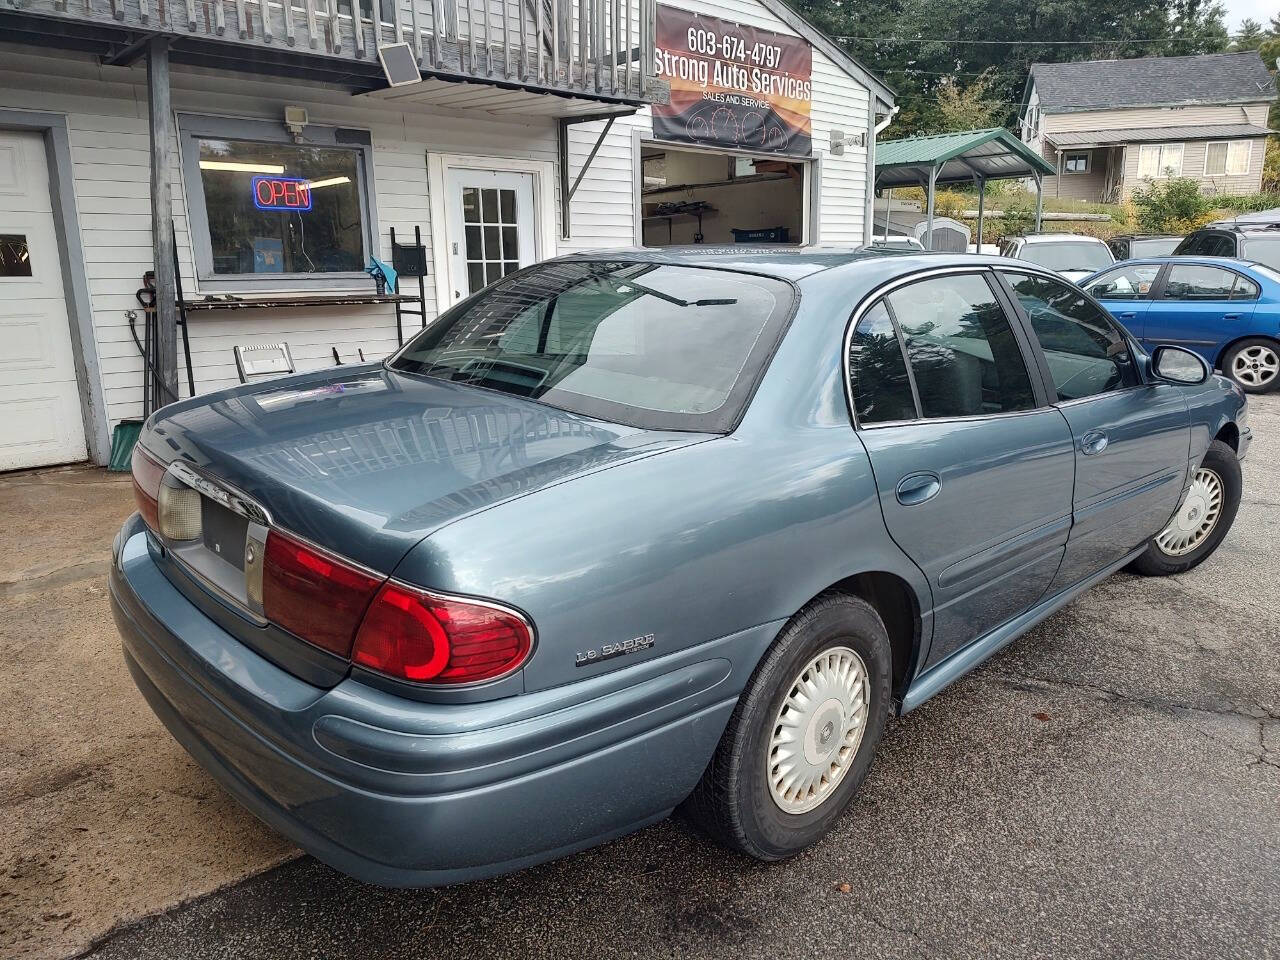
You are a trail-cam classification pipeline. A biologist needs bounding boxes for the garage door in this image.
[0,130,86,471]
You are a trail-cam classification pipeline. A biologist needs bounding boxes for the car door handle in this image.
[1222,313,1241,320]
[1116,311,1138,319]
[896,472,942,506]
[1080,430,1109,456]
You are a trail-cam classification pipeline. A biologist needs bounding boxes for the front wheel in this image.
[1129,439,1241,577]
[1222,338,1280,394]
[682,594,891,860]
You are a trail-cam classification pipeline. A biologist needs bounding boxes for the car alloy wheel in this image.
[1230,344,1279,389]
[1155,467,1224,557]
[767,646,870,814]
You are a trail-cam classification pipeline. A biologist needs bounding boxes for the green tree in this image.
[1232,18,1265,50]
[934,69,1004,131]
[792,0,1232,136]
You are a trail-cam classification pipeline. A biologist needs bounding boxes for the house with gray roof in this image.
[1019,51,1276,202]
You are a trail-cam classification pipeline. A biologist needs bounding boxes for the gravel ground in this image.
[5,396,1278,960]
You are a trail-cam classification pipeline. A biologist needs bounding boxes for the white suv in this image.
[999,234,1115,283]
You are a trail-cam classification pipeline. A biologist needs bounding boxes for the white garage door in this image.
[0,130,86,471]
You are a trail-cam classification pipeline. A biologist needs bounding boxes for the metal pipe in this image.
[1034,171,1044,231]
[925,164,937,250]
[976,176,985,248]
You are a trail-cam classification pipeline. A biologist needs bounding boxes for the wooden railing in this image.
[14,0,658,101]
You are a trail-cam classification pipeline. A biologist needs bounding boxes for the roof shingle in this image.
[1030,52,1276,113]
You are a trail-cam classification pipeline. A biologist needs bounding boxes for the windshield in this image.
[389,260,795,433]
[1242,238,1280,270]
[1018,241,1113,273]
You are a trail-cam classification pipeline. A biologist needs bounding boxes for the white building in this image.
[0,0,893,470]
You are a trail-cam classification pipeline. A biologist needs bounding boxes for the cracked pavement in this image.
[6,397,1280,960]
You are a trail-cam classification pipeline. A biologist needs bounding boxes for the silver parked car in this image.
[112,248,1249,886]
[1001,233,1115,282]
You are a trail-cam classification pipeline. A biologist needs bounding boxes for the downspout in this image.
[865,105,899,245]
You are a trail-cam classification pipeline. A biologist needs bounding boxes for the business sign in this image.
[252,175,312,211]
[652,5,812,156]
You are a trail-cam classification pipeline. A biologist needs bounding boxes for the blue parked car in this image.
[112,249,1249,886]
[1082,256,1280,393]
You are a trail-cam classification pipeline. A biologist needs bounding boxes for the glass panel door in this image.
[445,168,535,304]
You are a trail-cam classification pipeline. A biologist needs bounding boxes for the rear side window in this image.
[886,274,1037,419]
[1240,238,1280,271]
[848,300,916,425]
[1084,263,1162,300]
[390,260,794,433]
[1163,264,1238,300]
[1002,271,1140,401]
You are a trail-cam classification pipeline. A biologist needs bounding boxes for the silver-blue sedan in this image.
[111,248,1249,885]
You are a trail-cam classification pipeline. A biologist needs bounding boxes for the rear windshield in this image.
[1242,238,1280,270]
[1018,241,1113,273]
[389,260,795,433]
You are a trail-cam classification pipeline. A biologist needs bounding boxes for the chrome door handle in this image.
[1080,430,1109,456]
[896,472,942,506]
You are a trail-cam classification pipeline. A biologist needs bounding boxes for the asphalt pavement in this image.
[83,394,1280,960]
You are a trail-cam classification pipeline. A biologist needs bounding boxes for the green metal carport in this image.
[874,127,1057,250]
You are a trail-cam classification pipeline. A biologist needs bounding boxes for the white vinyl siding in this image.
[0,46,560,434]
[1203,140,1250,177]
[1136,143,1184,178]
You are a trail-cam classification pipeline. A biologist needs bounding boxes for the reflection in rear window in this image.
[1018,241,1113,273]
[389,261,794,433]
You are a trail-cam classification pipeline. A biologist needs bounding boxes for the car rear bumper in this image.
[110,515,757,887]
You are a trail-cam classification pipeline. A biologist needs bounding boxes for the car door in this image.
[1143,262,1258,364]
[998,270,1190,591]
[1080,261,1164,340]
[847,269,1076,668]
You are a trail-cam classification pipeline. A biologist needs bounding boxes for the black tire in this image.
[1221,337,1280,394]
[682,593,891,861]
[1129,439,1242,577]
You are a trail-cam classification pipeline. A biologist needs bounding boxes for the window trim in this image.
[176,114,380,293]
[1202,139,1251,178]
[1136,142,1184,180]
[993,266,1148,406]
[1063,151,1090,175]
[842,266,1054,430]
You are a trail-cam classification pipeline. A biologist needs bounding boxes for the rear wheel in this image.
[683,594,891,860]
[1222,338,1279,394]
[1129,439,1241,576]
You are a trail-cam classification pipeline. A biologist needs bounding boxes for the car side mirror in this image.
[1151,345,1210,385]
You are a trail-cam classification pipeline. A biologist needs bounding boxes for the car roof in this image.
[1013,234,1109,244]
[554,247,1051,282]
[1093,255,1265,272]
[1193,223,1280,236]
[555,245,941,280]
[1111,234,1180,240]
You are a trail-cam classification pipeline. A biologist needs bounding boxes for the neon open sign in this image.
[252,175,312,211]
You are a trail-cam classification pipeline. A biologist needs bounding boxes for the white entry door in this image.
[0,130,86,471]
[444,168,536,304]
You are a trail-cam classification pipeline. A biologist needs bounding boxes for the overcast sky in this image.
[1220,0,1273,31]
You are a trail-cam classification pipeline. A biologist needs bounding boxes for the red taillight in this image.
[262,530,383,657]
[352,583,533,685]
[131,443,164,531]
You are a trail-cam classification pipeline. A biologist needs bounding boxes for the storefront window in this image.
[196,139,365,276]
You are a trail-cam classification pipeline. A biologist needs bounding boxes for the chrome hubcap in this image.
[1155,467,1224,557]
[1231,345,1279,387]
[767,646,870,815]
